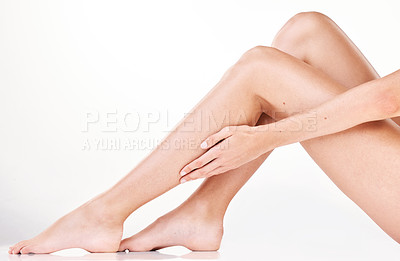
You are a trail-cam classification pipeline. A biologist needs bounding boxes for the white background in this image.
[1,0,400,260]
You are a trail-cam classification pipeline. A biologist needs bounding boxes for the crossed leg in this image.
[119,12,400,251]
[9,12,400,255]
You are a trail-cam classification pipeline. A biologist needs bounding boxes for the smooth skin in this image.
[120,12,399,251]
[9,12,400,254]
[182,71,400,179]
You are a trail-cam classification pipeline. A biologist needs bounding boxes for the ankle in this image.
[181,199,225,222]
[83,195,125,225]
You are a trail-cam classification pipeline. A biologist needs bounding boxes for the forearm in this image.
[258,70,400,148]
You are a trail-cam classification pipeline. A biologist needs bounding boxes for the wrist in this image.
[253,124,285,153]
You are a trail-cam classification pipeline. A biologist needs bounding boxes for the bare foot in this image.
[8,199,123,254]
[119,202,224,252]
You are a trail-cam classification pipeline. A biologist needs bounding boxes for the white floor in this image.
[2,237,400,261]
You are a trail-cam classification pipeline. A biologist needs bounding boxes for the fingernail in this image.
[200,141,207,149]
[180,170,186,176]
[181,178,187,184]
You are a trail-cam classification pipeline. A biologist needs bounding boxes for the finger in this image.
[200,126,233,149]
[180,147,219,176]
[180,159,220,183]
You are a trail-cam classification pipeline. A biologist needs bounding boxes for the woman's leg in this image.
[119,12,400,252]
[272,13,400,243]
[118,114,274,251]
[10,14,400,254]
[10,49,269,254]
[6,47,303,254]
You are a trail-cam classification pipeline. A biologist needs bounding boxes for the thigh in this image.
[271,12,400,241]
[273,12,378,85]
[272,11,400,125]
[250,46,400,242]
[302,121,400,242]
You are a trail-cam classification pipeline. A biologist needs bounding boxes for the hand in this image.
[179,125,269,183]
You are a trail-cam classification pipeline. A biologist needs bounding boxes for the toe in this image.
[12,241,28,254]
[11,244,20,254]
[20,246,33,254]
[9,244,17,254]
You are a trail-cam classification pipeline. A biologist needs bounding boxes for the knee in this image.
[225,45,281,96]
[235,45,281,69]
[272,11,332,51]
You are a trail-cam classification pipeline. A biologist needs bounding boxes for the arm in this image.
[260,69,400,148]
[180,70,400,181]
